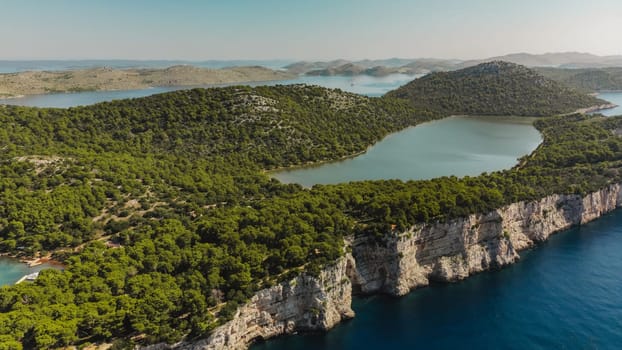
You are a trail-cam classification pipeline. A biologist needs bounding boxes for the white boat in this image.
[15,271,39,284]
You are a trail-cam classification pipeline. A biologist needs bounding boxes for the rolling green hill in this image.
[0,85,436,253]
[386,61,606,116]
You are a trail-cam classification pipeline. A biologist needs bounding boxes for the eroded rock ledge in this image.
[147,183,622,349]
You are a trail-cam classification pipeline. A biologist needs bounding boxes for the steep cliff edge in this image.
[146,257,354,350]
[349,183,622,296]
[150,184,622,349]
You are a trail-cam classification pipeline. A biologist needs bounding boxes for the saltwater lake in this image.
[252,209,622,350]
[272,116,542,187]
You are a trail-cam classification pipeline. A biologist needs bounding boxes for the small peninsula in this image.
[0,65,295,98]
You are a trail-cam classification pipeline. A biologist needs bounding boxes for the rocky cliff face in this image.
[349,183,622,296]
[147,184,622,349]
[146,257,354,350]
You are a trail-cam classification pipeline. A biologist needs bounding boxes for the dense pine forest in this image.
[386,61,605,116]
[0,63,620,349]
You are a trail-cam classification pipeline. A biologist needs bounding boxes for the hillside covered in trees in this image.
[536,67,622,92]
[386,61,606,116]
[0,85,438,348]
[0,73,620,348]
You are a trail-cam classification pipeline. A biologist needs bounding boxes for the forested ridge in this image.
[386,61,606,116]
[0,85,437,348]
[536,66,622,93]
[0,66,621,348]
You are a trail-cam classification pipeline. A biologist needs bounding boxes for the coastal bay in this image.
[0,257,59,286]
[594,92,622,116]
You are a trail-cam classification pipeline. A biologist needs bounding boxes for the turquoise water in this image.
[252,209,622,350]
[0,257,57,286]
[597,92,622,116]
[273,116,542,187]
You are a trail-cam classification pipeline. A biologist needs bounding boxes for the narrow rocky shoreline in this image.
[574,103,618,114]
[143,183,622,350]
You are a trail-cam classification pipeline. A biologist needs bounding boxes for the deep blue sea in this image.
[252,210,622,350]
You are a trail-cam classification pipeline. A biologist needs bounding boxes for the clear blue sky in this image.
[2,0,621,60]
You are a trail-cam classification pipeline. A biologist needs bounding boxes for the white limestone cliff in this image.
[349,184,622,295]
[145,257,354,350]
[145,184,622,349]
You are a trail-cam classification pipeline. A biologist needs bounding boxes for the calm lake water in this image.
[273,116,542,187]
[252,209,622,350]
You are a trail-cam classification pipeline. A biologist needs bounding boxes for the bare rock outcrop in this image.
[146,258,353,350]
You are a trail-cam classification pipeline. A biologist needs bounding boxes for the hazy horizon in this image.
[2,0,622,61]
[0,51,621,63]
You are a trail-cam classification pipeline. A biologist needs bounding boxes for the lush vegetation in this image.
[315,114,622,236]
[0,86,440,253]
[0,80,621,348]
[386,61,605,116]
[0,85,438,348]
[536,67,622,93]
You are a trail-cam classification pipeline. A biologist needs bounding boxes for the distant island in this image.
[386,61,614,116]
[0,65,295,98]
[3,52,622,99]
[289,58,459,77]
[288,52,622,92]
